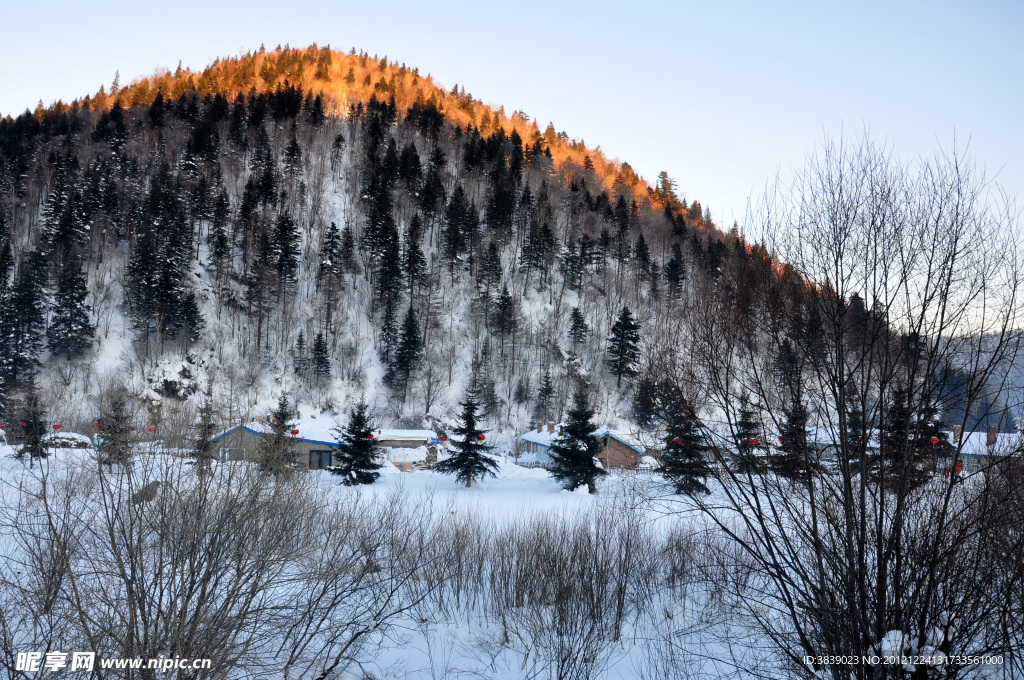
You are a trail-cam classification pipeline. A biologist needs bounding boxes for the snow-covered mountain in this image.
[0,45,738,435]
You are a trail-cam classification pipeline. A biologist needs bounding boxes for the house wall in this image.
[215,428,338,469]
[597,436,642,468]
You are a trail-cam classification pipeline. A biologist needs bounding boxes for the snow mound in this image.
[42,432,93,449]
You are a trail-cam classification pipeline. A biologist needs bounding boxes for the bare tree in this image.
[642,135,1024,678]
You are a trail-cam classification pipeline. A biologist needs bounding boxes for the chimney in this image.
[986,426,998,447]
[254,415,265,425]
[953,425,963,444]
[536,422,543,433]
[548,422,555,434]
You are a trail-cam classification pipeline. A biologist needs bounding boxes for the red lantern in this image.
[367,434,374,440]
[930,436,940,445]
[148,427,156,433]
[208,429,213,435]
[749,437,758,445]
[291,429,300,436]
[439,436,447,443]
[672,437,682,444]
[478,434,486,441]
[93,422,100,428]
[21,422,27,427]
[778,435,784,441]
[52,424,62,430]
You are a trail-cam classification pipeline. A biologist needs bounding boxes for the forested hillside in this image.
[0,44,742,432]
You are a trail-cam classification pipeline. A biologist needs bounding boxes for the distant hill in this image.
[0,44,786,435]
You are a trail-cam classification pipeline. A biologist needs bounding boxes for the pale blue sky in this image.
[2,0,1021,224]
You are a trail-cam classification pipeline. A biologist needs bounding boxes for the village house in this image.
[519,422,657,469]
[212,417,436,470]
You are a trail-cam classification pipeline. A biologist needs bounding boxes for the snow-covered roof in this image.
[521,426,561,447]
[373,429,436,442]
[520,426,651,453]
[213,419,435,447]
[600,430,648,454]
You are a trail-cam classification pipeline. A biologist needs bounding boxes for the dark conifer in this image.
[97,388,134,469]
[330,400,382,484]
[771,396,814,480]
[660,406,713,495]
[339,224,358,274]
[16,384,47,468]
[404,237,427,297]
[533,370,555,424]
[607,306,641,387]
[47,258,94,360]
[433,392,498,487]
[259,395,296,476]
[312,331,331,384]
[193,389,218,470]
[378,302,399,366]
[549,385,606,494]
[294,330,308,379]
[6,254,46,384]
[493,285,516,357]
[568,307,588,346]
[732,399,762,474]
[274,211,300,287]
[665,243,685,298]
[208,189,231,272]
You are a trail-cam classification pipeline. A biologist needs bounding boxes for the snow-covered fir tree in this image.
[549,385,605,494]
[329,399,382,485]
[433,391,498,487]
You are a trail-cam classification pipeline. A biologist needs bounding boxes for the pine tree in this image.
[97,388,134,469]
[846,389,867,460]
[339,224,358,274]
[568,307,588,346]
[533,370,555,423]
[387,306,421,394]
[549,386,606,494]
[329,400,382,485]
[634,233,651,278]
[47,258,94,360]
[274,210,300,288]
[318,221,342,331]
[514,377,530,405]
[378,302,399,366]
[193,389,218,470]
[660,406,713,495]
[148,91,166,128]
[319,221,341,282]
[664,243,685,298]
[294,330,308,380]
[607,306,641,387]
[732,399,762,474]
[6,254,46,384]
[480,241,502,301]
[433,392,498,487]
[404,236,427,297]
[312,331,331,385]
[284,125,303,177]
[208,189,231,273]
[16,384,47,468]
[493,285,516,358]
[771,396,814,480]
[259,395,296,476]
